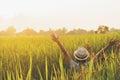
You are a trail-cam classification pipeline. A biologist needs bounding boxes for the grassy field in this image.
[0,33,120,80]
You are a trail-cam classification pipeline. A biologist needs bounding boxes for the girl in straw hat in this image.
[51,33,120,72]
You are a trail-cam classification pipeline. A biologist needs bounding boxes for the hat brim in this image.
[74,50,90,61]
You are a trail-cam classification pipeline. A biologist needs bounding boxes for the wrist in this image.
[55,39,59,43]
[108,43,112,48]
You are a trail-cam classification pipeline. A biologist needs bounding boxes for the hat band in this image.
[74,51,89,61]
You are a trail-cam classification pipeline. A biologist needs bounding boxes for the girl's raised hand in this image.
[51,32,59,42]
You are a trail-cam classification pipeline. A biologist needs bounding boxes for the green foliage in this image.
[0,33,120,80]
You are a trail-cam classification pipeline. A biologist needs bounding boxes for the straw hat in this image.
[74,47,90,61]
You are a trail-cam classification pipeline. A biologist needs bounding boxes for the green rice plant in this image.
[37,66,43,80]
[59,55,65,80]
[0,32,120,80]
[45,57,48,80]
[0,59,2,80]
[26,55,32,80]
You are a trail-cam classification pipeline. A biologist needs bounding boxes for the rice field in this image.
[0,32,120,80]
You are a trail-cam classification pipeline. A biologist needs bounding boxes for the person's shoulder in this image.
[69,60,82,72]
[69,60,78,66]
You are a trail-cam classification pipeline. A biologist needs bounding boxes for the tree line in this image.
[0,25,120,36]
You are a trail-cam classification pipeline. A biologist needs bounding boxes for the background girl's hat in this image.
[74,47,90,61]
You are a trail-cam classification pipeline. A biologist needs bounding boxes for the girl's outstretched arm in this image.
[114,42,120,54]
[51,33,72,62]
[93,39,118,62]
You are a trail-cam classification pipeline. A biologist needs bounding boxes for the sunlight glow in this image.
[0,0,120,31]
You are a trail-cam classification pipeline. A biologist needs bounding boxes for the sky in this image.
[0,0,120,32]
